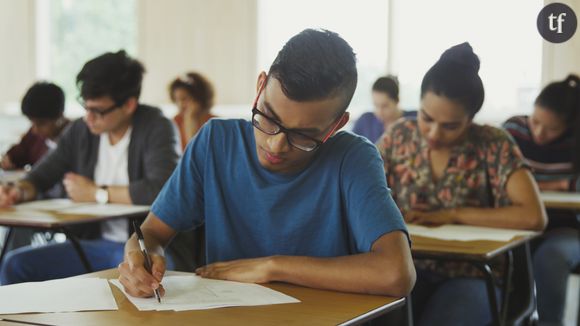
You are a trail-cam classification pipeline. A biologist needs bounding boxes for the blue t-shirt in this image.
[152,119,406,264]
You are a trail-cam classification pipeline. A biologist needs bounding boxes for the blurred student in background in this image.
[0,50,180,284]
[503,74,580,325]
[169,72,216,150]
[1,82,69,170]
[352,76,414,143]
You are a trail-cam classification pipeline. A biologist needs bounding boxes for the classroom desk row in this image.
[0,192,578,325]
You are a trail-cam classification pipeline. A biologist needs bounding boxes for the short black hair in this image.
[268,29,357,112]
[21,82,65,120]
[372,76,399,102]
[421,42,484,119]
[536,74,580,172]
[76,50,145,105]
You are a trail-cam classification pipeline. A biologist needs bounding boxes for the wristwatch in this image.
[95,186,109,204]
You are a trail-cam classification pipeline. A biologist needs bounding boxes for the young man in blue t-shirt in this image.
[118,29,415,297]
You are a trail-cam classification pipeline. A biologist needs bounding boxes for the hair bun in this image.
[565,74,580,88]
[439,42,480,74]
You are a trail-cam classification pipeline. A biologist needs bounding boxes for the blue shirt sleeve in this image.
[340,139,408,252]
[150,122,211,231]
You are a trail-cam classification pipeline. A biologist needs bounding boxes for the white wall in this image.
[0,0,36,112]
[542,0,580,85]
[137,0,258,107]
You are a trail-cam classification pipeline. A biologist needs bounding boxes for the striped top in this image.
[503,115,579,228]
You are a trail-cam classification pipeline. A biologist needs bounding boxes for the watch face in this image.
[96,188,108,204]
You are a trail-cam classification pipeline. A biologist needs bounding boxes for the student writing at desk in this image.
[0,51,180,284]
[503,74,580,325]
[0,82,69,252]
[118,29,415,299]
[377,43,547,326]
[1,82,69,171]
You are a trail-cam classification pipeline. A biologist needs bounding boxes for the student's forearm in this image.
[107,186,132,204]
[125,229,166,257]
[270,253,414,297]
[454,206,545,230]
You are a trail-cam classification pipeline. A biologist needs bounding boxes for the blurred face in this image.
[418,92,471,150]
[529,105,567,145]
[82,96,135,135]
[29,118,61,139]
[172,88,201,115]
[372,91,400,125]
[253,74,348,174]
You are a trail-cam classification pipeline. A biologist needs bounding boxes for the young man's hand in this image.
[195,256,277,283]
[63,173,98,202]
[0,184,22,207]
[118,250,166,298]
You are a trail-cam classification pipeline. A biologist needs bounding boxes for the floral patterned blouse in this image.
[377,118,527,278]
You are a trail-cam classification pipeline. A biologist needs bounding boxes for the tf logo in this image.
[537,2,577,43]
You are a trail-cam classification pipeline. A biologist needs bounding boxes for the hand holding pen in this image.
[129,220,162,302]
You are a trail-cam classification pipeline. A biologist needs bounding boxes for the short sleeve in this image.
[340,140,408,253]
[487,128,527,206]
[376,129,393,173]
[150,122,211,231]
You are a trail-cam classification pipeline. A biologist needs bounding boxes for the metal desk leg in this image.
[405,295,414,326]
[0,227,14,267]
[501,251,514,324]
[474,262,501,326]
[61,228,93,273]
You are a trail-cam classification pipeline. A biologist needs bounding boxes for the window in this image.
[36,0,137,115]
[258,0,389,119]
[389,0,543,125]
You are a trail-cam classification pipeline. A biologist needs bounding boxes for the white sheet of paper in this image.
[56,203,150,216]
[0,278,118,314]
[110,275,300,311]
[541,191,580,204]
[15,199,82,211]
[407,224,537,242]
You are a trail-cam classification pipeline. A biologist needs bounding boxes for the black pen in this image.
[132,220,162,303]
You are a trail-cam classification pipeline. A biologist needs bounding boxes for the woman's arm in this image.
[406,168,547,231]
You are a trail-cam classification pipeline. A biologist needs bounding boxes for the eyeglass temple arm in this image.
[321,114,346,143]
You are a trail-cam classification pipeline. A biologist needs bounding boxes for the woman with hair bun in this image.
[169,72,216,150]
[503,74,580,325]
[377,43,547,325]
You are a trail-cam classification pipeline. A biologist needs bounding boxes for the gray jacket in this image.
[25,104,180,238]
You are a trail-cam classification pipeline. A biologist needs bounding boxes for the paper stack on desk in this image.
[407,224,537,242]
[0,278,118,314]
[110,275,300,311]
[14,199,150,216]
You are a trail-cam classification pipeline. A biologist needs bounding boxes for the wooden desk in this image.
[411,234,536,261]
[0,200,149,272]
[541,191,580,210]
[410,230,539,326]
[0,269,405,326]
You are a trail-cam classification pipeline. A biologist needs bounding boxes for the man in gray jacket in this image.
[0,50,180,284]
